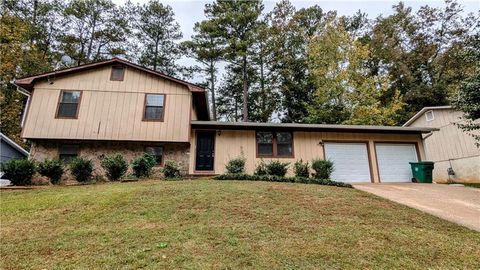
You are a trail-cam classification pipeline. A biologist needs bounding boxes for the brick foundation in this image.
[29,140,191,182]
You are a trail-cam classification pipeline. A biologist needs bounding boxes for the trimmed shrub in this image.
[311,159,334,179]
[0,159,36,186]
[266,160,289,177]
[254,160,268,176]
[101,154,128,181]
[294,176,310,184]
[309,178,353,188]
[37,159,64,184]
[69,157,94,183]
[225,157,246,174]
[293,159,310,178]
[163,160,181,178]
[131,153,156,178]
[213,174,351,188]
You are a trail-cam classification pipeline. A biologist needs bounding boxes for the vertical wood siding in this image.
[23,66,193,142]
[189,129,424,181]
[409,109,479,162]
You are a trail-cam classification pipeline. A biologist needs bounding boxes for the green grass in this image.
[1,180,479,269]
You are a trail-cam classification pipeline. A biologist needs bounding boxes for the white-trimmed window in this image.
[425,110,434,122]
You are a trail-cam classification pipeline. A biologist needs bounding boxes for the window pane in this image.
[277,132,292,143]
[146,95,164,106]
[144,106,163,120]
[58,103,78,118]
[110,66,125,81]
[61,91,80,103]
[59,145,78,162]
[258,144,273,156]
[277,144,292,156]
[257,132,273,143]
[59,154,77,162]
[145,146,163,165]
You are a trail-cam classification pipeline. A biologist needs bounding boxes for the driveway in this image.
[353,183,480,232]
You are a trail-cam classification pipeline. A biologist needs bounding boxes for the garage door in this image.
[376,143,418,182]
[324,142,371,183]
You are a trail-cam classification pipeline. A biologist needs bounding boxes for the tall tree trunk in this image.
[259,44,266,121]
[209,60,217,121]
[242,55,248,122]
[87,15,97,61]
[153,38,159,71]
[32,0,38,24]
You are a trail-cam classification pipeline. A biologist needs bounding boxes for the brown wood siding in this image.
[189,129,424,180]
[23,66,193,142]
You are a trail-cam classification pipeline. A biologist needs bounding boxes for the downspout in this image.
[12,81,31,128]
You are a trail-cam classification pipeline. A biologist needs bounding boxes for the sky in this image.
[114,0,479,42]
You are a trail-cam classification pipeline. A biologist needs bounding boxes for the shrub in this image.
[69,157,94,183]
[266,160,289,177]
[311,159,334,179]
[294,176,310,184]
[163,160,181,178]
[37,159,64,184]
[225,156,246,174]
[131,153,156,178]
[309,178,353,188]
[213,174,352,188]
[254,160,268,176]
[101,154,128,181]
[293,159,310,178]
[0,159,36,186]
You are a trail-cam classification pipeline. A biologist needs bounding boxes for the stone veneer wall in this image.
[29,140,191,181]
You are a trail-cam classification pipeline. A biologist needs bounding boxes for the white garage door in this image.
[324,142,371,183]
[376,143,418,182]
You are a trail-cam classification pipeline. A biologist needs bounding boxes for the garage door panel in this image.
[376,143,418,182]
[324,142,371,183]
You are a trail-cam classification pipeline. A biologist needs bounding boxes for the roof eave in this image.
[13,57,206,93]
[191,121,437,134]
[403,106,453,126]
[0,133,29,156]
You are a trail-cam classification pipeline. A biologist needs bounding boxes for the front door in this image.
[195,131,215,171]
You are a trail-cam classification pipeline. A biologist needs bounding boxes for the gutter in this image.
[12,81,31,128]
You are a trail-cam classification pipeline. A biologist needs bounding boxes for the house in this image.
[0,133,29,186]
[404,106,480,183]
[14,58,436,183]
[0,133,29,163]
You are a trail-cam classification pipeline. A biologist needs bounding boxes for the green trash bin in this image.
[409,161,434,183]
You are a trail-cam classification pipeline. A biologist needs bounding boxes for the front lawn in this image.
[1,180,479,269]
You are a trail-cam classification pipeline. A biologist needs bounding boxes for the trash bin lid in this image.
[409,161,434,164]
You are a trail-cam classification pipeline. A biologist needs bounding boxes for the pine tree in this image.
[126,0,182,76]
[205,0,263,121]
[182,20,223,120]
[60,0,129,65]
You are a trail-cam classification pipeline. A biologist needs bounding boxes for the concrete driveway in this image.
[353,183,480,232]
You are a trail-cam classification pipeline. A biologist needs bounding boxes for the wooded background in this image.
[1,0,479,149]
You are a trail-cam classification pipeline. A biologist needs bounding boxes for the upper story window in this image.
[59,144,79,162]
[143,94,165,121]
[145,146,163,166]
[425,110,434,122]
[110,65,125,81]
[256,131,293,157]
[56,90,81,119]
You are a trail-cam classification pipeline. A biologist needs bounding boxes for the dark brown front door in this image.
[195,131,215,171]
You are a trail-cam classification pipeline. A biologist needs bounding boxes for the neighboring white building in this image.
[404,106,480,183]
